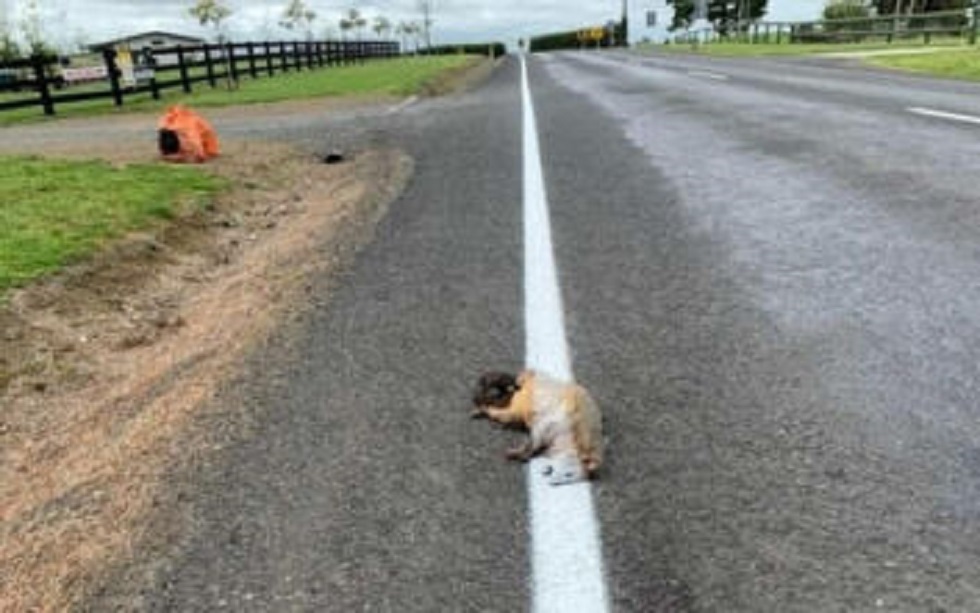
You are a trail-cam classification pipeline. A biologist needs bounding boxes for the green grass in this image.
[867,47,980,80]
[652,38,968,57]
[0,55,479,126]
[0,156,224,293]
[646,38,980,80]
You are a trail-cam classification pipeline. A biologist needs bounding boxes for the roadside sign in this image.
[577,26,606,43]
[116,45,136,88]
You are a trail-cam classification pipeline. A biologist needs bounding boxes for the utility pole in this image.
[621,0,628,47]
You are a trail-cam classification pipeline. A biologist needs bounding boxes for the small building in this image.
[89,31,207,66]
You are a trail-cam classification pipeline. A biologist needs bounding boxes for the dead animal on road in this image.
[471,369,603,486]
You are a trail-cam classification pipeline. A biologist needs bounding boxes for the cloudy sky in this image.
[1,0,826,50]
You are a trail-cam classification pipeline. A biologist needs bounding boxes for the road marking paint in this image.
[387,95,418,115]
[520,54,610,613]
[907,106,980,126]
[687,70,729,81]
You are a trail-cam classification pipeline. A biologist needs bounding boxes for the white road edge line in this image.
[520,54,610,613]
[907,106,980,126]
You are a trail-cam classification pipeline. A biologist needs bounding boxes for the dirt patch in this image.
[0,141,412,611]
[419,56,500,97]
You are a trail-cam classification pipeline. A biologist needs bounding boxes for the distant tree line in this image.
[419,42,505,56]
[666,0,770,33]
[824,0,969,20]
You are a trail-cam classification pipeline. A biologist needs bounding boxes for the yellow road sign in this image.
[577,27,605,42]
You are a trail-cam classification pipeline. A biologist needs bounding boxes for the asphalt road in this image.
[124,52,980,612]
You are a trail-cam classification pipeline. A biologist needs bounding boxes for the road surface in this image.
[112,51,980,612]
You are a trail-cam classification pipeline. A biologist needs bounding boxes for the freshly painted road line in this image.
[520,54,610,613]
[908,106,980,126]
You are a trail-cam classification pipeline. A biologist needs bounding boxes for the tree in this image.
[0,0,19,60]
[280,0,317,39]
[189,0,234,89]
[189,0,232,43]
[352,9,368,38]
[21,0,54,56]
[0,31,19,61]
[395,21,411,52]
[870,0,968,13]
[397,21,422,53]
[666,0,768,32]
[340,9,367,40]
[373,16,392,39]
[339,15,354,40]
[823,0,870,20]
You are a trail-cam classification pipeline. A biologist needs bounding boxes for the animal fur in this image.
[472,369,603,484]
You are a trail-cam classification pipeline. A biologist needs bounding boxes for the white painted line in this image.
[520,54,610,613]
[687,70,728,81]
[387,95,418,115]
[907,106,980,126]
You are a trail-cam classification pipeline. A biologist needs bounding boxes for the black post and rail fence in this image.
[673,5,979,46]
[0,38,399,119]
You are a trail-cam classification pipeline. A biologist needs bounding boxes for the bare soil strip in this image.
[0,141,412,611]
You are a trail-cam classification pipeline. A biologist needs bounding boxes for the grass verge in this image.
[867,47,980,80]
[650,39,968,57]
[0,157,224,294]
[643,40,980,80]
[0,55,480,126]
[0,144,412,611]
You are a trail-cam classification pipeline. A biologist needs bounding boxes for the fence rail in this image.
[0,39,399,119]
[674,8,978,45]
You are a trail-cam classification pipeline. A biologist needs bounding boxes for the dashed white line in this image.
[907,106,980,126]
[520,54,610,613]
[687,69,729,81]
[387,95,418,115]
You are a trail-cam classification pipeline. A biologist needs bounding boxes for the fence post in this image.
[972,1,978,45]
[226,42,239,84]
[293,42,302,70]
[203,44,217,87]
[305,41,314,69]
[176,45,191,93]
[147,50,161,100]
[32,55,55,116]
[280,41,289,72]
[265,42,274,75]
[103,48,124,107]
[247,42,257,78]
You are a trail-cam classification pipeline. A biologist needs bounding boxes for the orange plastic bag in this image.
[157,105,219,163]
